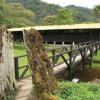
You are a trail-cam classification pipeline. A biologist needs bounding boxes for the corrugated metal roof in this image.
[8,23,100,32]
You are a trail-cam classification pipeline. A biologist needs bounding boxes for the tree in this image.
[42,8,75,25]
[0,26,15,100]
[6,3,35,27]
[0,0,7,24]
[93,5,100,22]
[42,15,56,25]
[23,29,58,100]
[0,0,35,27]
[66,5,94,23]
[55,8,75,25]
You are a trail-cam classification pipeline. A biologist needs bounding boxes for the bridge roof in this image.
[8,23,100,32]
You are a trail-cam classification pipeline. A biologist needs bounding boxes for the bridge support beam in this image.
[53,41,100,80]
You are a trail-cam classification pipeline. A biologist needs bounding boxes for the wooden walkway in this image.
[14,63,67,100]
[14,77,36,100]
[14,61,67,100]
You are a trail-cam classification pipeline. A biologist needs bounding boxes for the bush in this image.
[53,81,100,100]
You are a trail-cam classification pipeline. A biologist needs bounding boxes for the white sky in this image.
[42,0,100,8]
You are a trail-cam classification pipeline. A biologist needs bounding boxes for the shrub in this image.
[53,81,100,100]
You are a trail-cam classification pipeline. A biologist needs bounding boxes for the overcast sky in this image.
[42,0,100,8]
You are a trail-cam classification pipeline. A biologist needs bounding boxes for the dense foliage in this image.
[66,5,94,23]
[0,0,35,27]
[54,82,100,100]
[6,0,60,25]
[0,0,98,27]
[93,5,100,22]
[6,0,97,26]
[0,0,7,25]
[42,8,75,25]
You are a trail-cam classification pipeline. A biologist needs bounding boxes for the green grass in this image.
[92,50,100,68]
[54,81,100,100]
[93,50,100,60]
[13,43,29,77]
[13,43,26,57]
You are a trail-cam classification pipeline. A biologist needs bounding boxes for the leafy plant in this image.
[53,81,100,100]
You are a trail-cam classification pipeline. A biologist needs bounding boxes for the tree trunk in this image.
[0,26,15,100]
[23,28,57,100]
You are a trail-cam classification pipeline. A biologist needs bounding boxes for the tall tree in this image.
[6,3,35,27]
[42,8,75,25]
[0,0,7,24]
[0,0,35,27]
[42,15,56,25]
[93,5,100,22]
[23,29,57,100]
[55,8,75,25]
[0,26,15,100]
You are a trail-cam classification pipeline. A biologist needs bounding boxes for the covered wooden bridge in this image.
[14,41,100,81]
[7,23,100,81]
[8,23,100,44]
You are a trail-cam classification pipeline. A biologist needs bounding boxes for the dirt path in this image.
[14,77,36,100]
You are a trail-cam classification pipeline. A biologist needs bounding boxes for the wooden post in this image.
[14,57,19,80]
[82,47,86,78]
[52,49,56,67]
[23,28,57,100]
[95,43,98,55]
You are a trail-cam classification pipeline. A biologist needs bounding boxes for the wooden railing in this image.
[14,41,100,80]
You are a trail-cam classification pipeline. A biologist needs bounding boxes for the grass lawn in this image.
[13,43,26,57]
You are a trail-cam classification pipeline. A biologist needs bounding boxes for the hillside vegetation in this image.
[0,0,35,27]
[6,0,95,25]
[0,0,98,27]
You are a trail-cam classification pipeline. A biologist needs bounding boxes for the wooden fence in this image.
[14,41,100,80]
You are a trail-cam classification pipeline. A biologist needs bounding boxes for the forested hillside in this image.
[6,0,61,24]
[1,0,96,27]
[66,5,94,23]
